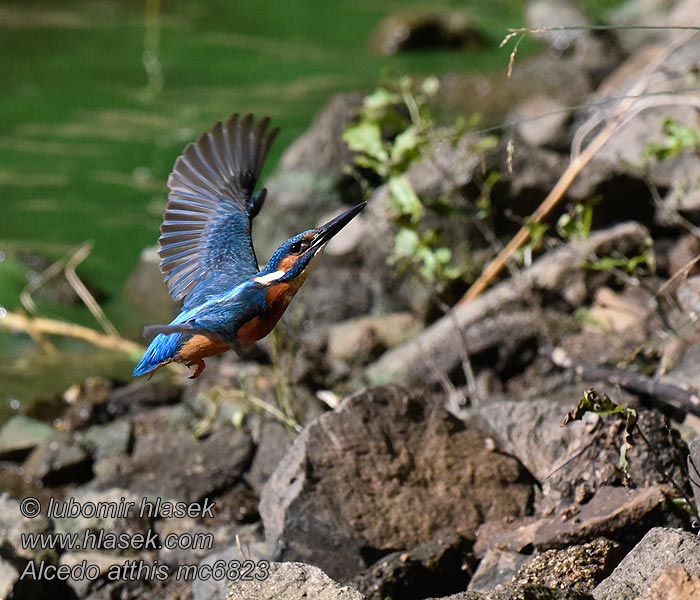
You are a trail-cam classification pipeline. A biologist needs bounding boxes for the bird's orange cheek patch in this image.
[278,255,297,273]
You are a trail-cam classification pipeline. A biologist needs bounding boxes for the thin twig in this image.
[20,253,69,315]
[245,393,302,433]
[63,241,120,337]
[0,310,142,356]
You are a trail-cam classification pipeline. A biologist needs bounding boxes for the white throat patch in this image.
[254,270,285,284]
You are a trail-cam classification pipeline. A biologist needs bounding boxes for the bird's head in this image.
[255,201,366,286]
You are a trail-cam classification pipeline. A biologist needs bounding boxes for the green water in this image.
[0,0,531,409]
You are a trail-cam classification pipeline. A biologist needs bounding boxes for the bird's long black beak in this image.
[310,202,367,252]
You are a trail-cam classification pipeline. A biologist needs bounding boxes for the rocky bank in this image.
[4,1,700,599]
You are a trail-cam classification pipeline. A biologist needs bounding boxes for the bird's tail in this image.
[132,332,185,377]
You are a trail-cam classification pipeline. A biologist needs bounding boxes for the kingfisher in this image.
[133,113,366,379]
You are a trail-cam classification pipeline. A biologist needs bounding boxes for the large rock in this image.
[245,419,295,495]
[475,486,674,557]
[93,417,253,503]
[593,528,700,600]
[259,385,534,580]
[474,395,691,513]
[227,562,365,600]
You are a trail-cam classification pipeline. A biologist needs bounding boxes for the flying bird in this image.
[133,113,366,378]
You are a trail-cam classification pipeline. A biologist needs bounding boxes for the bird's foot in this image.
[185,359,206,379]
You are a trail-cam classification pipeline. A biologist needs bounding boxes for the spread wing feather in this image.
[159,113,279,308]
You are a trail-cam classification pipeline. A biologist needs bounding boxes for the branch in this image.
[0,310,142,357]
[544,345,700,417]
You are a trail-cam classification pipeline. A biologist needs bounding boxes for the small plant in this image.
[564,388,697,518]
[583,238,655,275]
[343,76,485,286]
[563,388,637,470]
[644,117,700,162]
[556,199,596,240]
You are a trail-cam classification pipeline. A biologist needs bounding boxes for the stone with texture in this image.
[260,385,534,580]
[475,486,673,557]
[513,95,570,148]
[327,313,421,364]
[245,419,295,494]
[0,493,53,561]
[23,432,92,485]
[192,526,267,600]
[93,421,253,503]
[77,419,133,461]
[0,415,54,460]
[634,564,700,600]
[593,527,700,600]
[514,539,622,593]
[474,396,690,514]
[226,562,365,600]
[433,586,593,599]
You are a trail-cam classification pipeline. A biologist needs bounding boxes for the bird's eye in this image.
[290,242,302,254]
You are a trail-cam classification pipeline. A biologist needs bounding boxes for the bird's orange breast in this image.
[237,282,296,344]
[176,334,229,363]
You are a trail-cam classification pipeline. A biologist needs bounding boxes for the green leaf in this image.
[644,117,700,161]
[393,227,420,258]
[562,388,628,425]
[434,247,452,264]
[388,176,423,223]
[470,135,499,154]
[363,87,401,120]
[584,251,651,274]
[391,126,420,168]
[343,122,389,164]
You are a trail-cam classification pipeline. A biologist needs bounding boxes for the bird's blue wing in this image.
[143,281,266,345]
[159,113,279,309]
